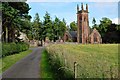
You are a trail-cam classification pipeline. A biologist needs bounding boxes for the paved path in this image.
[2,47,44,79]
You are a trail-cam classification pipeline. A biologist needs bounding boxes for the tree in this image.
[32,13,41,40]
[2,2,31,42]
[43,12,52,42]
[92,17,96,25]
[19,14,32,39]
[52,17,66,42]
[92,17,97,29]
[99,17,112,33]
[70,21,77,31]
[94,17,119,43]
[59,18,66,37]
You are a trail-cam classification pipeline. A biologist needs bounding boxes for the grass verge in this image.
[1,49,32,73]
[40,49,73,80]
[40,49,55,79]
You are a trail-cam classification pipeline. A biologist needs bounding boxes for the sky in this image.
[27,0,119,27]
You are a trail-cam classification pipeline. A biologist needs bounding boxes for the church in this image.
[64,3,102,44]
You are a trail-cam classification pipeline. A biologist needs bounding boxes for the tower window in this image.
[84,18,86,21]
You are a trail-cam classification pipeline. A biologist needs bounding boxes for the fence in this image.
[46,45,118,79]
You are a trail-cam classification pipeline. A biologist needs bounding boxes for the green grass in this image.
[40,49,73,79]
[40,49,55,79]
[46,44,118,78]
[1,49,32,73]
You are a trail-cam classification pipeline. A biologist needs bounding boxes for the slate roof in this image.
[69,31,77,38]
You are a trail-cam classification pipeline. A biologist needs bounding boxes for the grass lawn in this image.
[1,49,32,73]
[46,44,118,78]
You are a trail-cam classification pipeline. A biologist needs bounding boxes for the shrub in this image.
[2,42,29,57]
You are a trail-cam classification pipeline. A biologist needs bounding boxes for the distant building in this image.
[18,32,29,41]
[64,3,102,44]
[64,31,77,42]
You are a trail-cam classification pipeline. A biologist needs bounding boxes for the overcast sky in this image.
[27,0,119,26]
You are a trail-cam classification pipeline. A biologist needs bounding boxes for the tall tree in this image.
[94,17,119,43]
[59,18,66,37]
[52,17,66,42]
[43,12,52,42]
[99,17,112,37]
[70,21,77,31]
[92,17,96,25]
[32,13,41,40]
[92,17,97,29]
[2,2,31,42]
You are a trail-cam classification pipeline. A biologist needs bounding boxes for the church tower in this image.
[77,3,89,43]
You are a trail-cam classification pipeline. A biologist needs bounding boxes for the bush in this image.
[67,39,73,42]
[2,42,29,57]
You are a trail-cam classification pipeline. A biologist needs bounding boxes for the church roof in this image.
[69,31,77,38]
[89,28,101,37]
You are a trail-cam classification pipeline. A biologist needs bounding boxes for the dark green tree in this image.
[94,17,119,43]
[32,13,41,40]
[43,12,52,42]
[70,21,77,31]
[99,17,112,37]
[92,17,97,29]
[2,2,31,42]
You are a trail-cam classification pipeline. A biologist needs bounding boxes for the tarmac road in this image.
[2,47,44,79]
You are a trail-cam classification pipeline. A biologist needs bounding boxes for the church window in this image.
[94,33,97,42]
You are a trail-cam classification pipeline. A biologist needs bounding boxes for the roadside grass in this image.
[1,49,32,73]
[40,49,55,79]
[40,49,74,79]
[46,44,118,78]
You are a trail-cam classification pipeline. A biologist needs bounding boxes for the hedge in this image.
[2,42,29,57]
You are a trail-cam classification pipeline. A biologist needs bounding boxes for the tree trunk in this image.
[5,27,8,42]
[2,26,5,42]
[41,39,43,46]
[43,37,46,46]
[11,27,15,42]
[54,37,56,42]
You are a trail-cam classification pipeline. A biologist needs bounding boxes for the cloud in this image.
[111,18,120,24]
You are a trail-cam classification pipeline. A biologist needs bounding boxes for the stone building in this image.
[64,31,77,42]
[64,3,102,44]
[89,28,102,44]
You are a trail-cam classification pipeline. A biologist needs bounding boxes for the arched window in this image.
[84,17,86,21]
[93,33,97,42]
[79,17,82,22]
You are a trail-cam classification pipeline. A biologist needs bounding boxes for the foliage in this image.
[92,17,96,25]
[32,13,42,40]
[92,17,98,29]
[43,12,53,41]
[92,17,120,43]
[19,14,32,40]
[2,2,67,43]
[36,12,67,42]
[70,21,77,31]
[99,17,112,34]
[2,42,29,57]
[2,2,31,42]
[66,39,73,42]
[1,49,32,72]
[46,44,118,78]
[52,17,66,42]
